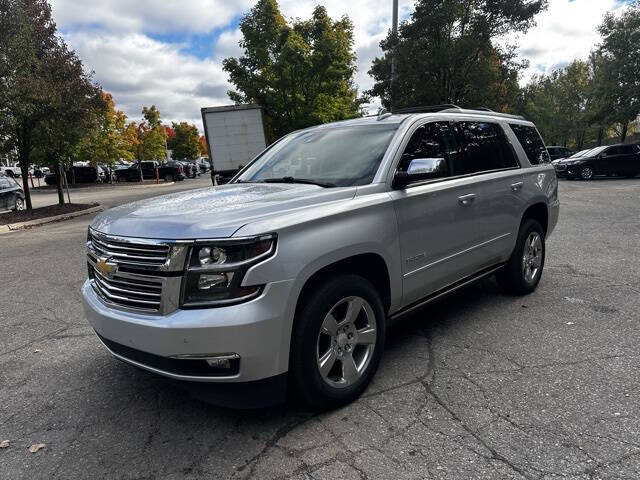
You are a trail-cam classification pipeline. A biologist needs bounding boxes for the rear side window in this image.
[618,145,638,155]
[456,122,519,175]
[509,124,550,165]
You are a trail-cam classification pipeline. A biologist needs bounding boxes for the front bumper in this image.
[82,278,296,384]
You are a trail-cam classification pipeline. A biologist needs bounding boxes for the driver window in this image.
[399,122,460,176]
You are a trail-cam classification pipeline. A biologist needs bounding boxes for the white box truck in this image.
[200,104,268,182]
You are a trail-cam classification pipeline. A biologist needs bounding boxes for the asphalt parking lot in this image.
[1,178,639,479]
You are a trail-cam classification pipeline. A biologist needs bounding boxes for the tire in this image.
[290,274,386,409]
[6,170,14,178]
[496,219,545,296]
[13,197,25,211]
[164,174,173,182]
[579,166,594,180]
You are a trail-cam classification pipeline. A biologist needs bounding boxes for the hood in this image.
[91,182,356,239]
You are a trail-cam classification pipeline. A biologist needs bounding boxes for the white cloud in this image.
[66,31,231,127]
[50,0,253,33]
[514,0,628,83]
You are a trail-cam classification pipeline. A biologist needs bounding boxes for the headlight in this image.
[181,234,276,308]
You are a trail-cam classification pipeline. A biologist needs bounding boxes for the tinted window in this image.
[509,124,550,165]
[618,145,638,155]
[399,122,461,176]
[458,122,519,174]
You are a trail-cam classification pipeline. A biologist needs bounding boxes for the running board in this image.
[388,264,504,323]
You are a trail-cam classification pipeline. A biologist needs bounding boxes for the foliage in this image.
[69,92,134,168]
[134,105,167,161]
[521,2,640,146]
[367,0,547,111]
[223,0,365,141]
[0,0,101,208]
[167,121,201,160]
[595,0,640,141]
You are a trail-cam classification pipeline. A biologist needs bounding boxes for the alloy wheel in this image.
[522,232,542,283]
[15,198,25,211]
[580,167,594,180]
[316,296,377,389]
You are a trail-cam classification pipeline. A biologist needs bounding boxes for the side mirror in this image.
[394,157,448,188]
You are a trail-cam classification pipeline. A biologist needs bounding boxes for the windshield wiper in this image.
[261,177,336,188]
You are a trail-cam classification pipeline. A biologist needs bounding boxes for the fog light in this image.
[198,272,234,290]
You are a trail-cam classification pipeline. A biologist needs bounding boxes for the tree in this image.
[0,0,100,209]
[70,92,134,187]
[223,0,365,141]
[135,105,167,162]
[596,1,640,142]
[367,0,547,111]
[168,122,201,160]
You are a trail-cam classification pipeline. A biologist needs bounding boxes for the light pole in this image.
[390,0,398,112]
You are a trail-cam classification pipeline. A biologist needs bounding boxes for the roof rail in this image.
[392,104,461,114]
[473,107,493,112]
[441,107,526,121]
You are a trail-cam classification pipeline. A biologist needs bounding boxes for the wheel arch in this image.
[522,202,549,236]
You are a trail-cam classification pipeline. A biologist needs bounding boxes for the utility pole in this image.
[390,0,398,113]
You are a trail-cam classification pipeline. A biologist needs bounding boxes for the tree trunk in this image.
[620,122,628,143]
[18,145,33,211]
[597,128,604,146]
[56,163,65,205]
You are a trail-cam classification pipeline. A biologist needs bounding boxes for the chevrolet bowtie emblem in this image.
[96,257,117,278]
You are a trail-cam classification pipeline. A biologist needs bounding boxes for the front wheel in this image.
[496,219,545,295]
[290,274,386,409]
[579,166,594,180]
[14,197,25,211]
[164,174,173,182]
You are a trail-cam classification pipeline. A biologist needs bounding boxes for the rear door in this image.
[616,145,640,176]
[453,121,526,265]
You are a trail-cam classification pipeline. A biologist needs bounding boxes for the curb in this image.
[0,205,104,234]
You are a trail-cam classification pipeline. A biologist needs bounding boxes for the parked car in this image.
[554,143,640,180]
[0,164,22,177]
[82,106,559,409]
[115,161,185,182]
[0,175,26,211]
[44,166,100,185]
[546,146,574,161]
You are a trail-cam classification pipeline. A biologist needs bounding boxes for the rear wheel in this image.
[164,174,173,182]
[6,170,14,178]
[290,274,386,409]
[496,219,545,295]
[579,166,594,180]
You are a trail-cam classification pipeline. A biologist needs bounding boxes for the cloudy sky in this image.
[50,0,631,129]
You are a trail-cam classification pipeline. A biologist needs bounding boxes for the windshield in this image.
[235,125,398,187]
[583,146,607,157]
[568,149,590,158]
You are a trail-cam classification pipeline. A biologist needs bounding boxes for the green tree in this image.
[596,1,640,142]
[367,0,547,111]
[0,0,100,209]
[71,92,134,186]
[168,122,201,160]
[135,105,167,161]
[223,0,364,141]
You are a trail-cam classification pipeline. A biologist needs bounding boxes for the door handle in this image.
[510,181,524,192]
[458,193,476,205]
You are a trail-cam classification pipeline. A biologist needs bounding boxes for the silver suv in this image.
[82,106,559,409]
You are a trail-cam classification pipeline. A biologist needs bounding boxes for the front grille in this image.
[90,266,163,311]
[554,164,567,171]
[89,231,170,268]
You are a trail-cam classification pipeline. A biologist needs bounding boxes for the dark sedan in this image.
[553,143,640,180]
[0,175,26,211]
[547,146,574,161]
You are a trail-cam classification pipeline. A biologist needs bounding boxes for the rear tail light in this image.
[177,166,182,174]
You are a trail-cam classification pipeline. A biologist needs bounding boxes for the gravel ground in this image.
[0,178,639,479]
